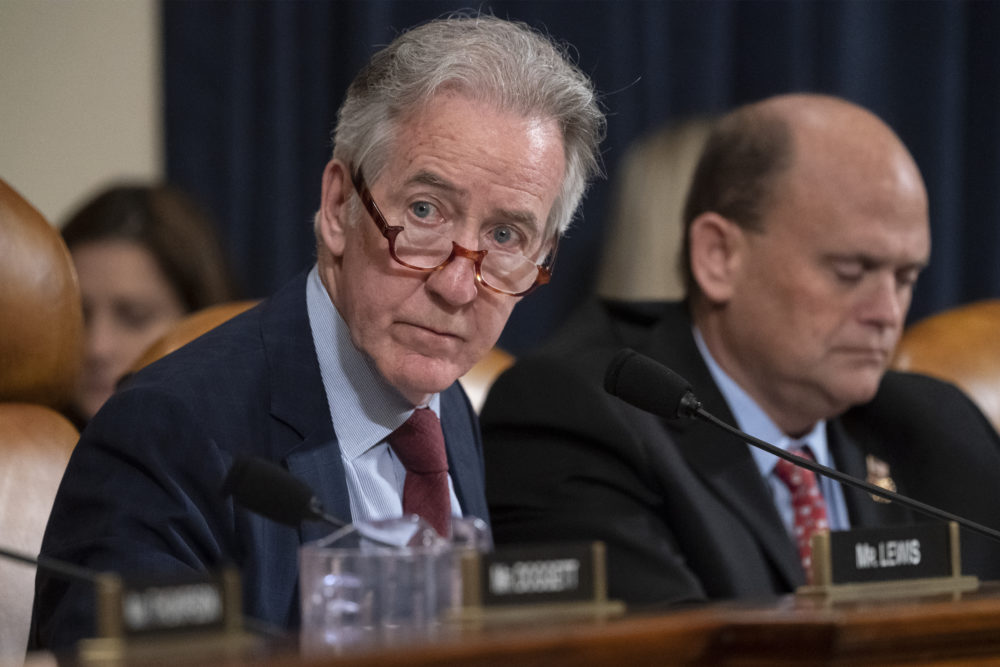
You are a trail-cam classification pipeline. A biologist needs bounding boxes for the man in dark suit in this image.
[32,14,605,648]
[481,93,1000,607]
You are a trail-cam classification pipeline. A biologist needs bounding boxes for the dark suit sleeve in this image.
[31,386,235,649]
[480,355,707,607]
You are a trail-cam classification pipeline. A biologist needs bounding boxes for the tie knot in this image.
[774,446,814,488]
[390,408,448,474]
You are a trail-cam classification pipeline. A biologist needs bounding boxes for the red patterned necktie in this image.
[388,408,451,537]
[774,447,829,584]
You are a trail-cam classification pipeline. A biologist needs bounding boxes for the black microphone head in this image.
[604,348,698,420]
[222,456,321,526]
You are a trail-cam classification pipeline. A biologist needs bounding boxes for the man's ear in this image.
[688,212,745,304]
[318,159,351,257]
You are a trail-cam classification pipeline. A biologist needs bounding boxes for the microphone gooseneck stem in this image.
[693,406,1000,544]
[318,511,347,530]
[0,545,101,584]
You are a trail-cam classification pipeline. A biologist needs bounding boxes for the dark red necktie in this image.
[388,408,451,537]
[774,447,829,584]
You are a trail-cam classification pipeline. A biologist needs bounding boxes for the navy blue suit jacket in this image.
[32,271,489,649]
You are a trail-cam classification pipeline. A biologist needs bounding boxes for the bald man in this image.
[481,94,1000,606]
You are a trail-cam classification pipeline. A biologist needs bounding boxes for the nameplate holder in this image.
[78,568,254,663]
[800,521,979,600]
[453,541,625,622]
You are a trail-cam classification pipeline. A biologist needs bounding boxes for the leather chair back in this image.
[129,300,260,373]
[0,405,78,657]
[891,300,1000,433]
[459,346,514,413]
[0,180,81,658]
[0,179,83,411]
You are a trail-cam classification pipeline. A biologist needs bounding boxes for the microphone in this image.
[222,456,347,530]
[604,348,702,420]
[221,457,406,548]
[604,348,1000,544]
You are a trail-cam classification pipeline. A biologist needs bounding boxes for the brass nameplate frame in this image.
[800,521,979,600]
[78,568,254,663]
[453,541,625,622]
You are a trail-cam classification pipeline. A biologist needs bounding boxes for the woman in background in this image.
[61,183,237,425]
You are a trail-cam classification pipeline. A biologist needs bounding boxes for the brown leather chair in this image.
[0,180,83,412]
[891,300,1000,433]
[129,300,260,373]
[459,346,515,413]
[0,179,82,657]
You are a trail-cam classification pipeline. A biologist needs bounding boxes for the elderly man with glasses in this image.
[32,14,604,649]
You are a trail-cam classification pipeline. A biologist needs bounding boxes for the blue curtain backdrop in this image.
[163,0,1000,355]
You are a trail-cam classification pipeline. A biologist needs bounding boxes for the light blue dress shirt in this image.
[304,266,462,525]
[692,327,849,535]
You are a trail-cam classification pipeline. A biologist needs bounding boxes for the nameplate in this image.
[462,542,607,607]
[827,522,953,584]
[96,568,242,638]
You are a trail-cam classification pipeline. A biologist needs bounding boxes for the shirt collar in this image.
[305,266,440,461]
[692,326,830,474]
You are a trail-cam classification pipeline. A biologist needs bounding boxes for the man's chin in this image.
[838,377,884,410]
[389,355,467,403]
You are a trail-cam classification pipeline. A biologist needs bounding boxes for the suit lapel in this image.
[827,419,911,528]
[441,383,489,525]
[258,271,488,540]
[640,303,805,588]
[285,441,350,544]
[258,272,353,543]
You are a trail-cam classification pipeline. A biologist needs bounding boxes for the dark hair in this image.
[61,184,237,311]
[680,105,794,297]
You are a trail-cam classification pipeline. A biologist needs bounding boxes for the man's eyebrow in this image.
[495,207,538,226]
[405,170,461,194]
[825,252,929,271]
[404,170,540,228]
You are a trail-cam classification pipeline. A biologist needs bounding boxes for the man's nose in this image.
[425,245,481,306]
[862,272,907,329]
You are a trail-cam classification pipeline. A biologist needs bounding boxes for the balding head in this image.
[682,93,927,302]
[683,93,930,434]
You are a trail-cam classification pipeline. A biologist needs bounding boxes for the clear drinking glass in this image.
[299,515,491,654]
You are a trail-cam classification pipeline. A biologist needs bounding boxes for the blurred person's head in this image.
[683,94,930,436]
[313,13,605,405]
[62,183,236,422]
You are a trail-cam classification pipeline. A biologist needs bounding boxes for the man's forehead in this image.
[754,177,929,262]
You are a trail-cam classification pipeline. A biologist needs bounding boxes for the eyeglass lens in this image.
[393,225,541,295]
